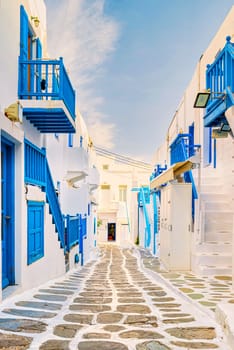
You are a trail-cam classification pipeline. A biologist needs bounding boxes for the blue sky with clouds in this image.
[45,0,234,162]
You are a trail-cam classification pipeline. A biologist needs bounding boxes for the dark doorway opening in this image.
[107,223,116,241]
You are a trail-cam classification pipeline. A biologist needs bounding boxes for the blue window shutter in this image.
[20,5,28,59]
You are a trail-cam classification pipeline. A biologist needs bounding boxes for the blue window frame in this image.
[27,201,44,264]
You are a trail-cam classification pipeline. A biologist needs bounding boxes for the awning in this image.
[150,160,193,190]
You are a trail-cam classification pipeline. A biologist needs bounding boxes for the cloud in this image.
[46,0,119,148]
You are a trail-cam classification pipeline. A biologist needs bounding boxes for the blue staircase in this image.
[45,160,65,248]
[24,139,65,249]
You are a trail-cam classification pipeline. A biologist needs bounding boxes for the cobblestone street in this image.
[0,245,231,349]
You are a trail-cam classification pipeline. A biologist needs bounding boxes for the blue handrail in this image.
[24,139,46,186]
[18,57,76,120]
[45,160,65,248]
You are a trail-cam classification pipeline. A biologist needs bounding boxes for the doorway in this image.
[1,138,15,289]
[107,223,116,241]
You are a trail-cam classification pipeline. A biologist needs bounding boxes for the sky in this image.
[45,0,234,163]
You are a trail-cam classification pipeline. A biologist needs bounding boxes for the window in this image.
[68,134,73,147]
[27,201,44,264]
[119,185,127,202]
[101,184,110,190]
[102,164,109,170]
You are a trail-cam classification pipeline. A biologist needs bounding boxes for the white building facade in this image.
[0,0,99,301]
[96,151,151,246]
[150,7,234,282]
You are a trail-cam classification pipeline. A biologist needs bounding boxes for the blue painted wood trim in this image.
[27,201,44,265]
[1,137,15,288]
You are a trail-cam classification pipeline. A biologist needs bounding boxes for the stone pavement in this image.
[0,245,231,349]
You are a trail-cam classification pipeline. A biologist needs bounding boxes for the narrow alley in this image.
[0,245,230,350]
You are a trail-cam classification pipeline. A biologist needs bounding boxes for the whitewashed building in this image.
[150,6,234,283]
[96,150,151,246]
[0,0,99,301]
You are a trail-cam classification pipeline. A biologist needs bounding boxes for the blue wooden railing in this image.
[150,164,167,181]
[24,139,46,187]
[18,57,76,120]
[24,139,65,249]
[205,36,234,126]
[138,187,151,248]
[65,214,80,252]
[45,161,65,248]
[170,133,200,219]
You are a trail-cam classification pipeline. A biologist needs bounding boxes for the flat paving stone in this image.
[0,318,47,333]
[38,289,74,295]
[82,332,111,339]
[34,294,67,302]
[73,297,112,304]
[79,291,112,297]
[53,324,83,338]
[63,313,93,324]
[170,340,218,348]
[151,297,175,302]
[78,340,128,350]
[118,297,145,303]
[136,340,171,349]
[117,292,142,297]
[15,301,62,311]
[124,315,158,327]
[69,304,111,312]
[0,332,32,349]
[148,291,167,297]
[117,304,151,314]
[50,285,77,290]
[161,313,191,318]
[3,308,57,319]
[162,316,195,324]
[96,312,123,323]
[119,329,164,339]
[103,325,126,332]
[166,327,216,340]
[39,339,70,349]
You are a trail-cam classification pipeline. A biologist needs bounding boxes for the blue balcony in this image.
[204,36,234,127]
[18,57,76,133]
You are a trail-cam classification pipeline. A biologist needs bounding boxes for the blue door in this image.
[1,139,15,289]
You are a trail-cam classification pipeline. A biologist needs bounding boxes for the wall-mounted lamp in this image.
[193,91,211,108]
[220,122,231,132]
[31,16,40,28]
[4,101,23,123]
[193,89,226,108]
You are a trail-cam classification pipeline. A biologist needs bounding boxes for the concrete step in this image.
[193,241,232,254]
[200,175,222,185]
[205,210,233,217]
[200,184,225,193]
[201,192,228,202]
[204,201,232,211]
[192,252,232,266]
[205,231,232,242]
[192,263,232,277]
